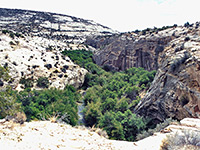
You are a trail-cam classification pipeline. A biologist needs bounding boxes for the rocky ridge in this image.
[0,8,119,90]
[0,30,87,90]
[135,22,200,123]
[0,118,199,150]
[0,8,118,47]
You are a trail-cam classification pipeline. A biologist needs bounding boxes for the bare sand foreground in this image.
[0,118,199,150]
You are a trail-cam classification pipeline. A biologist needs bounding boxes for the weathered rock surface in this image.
[135,22,200,123]
[0,30,87,90]
[0,8,118,47]
[0,118,199,150]
[89,28,179,71]
[0,8,119,90]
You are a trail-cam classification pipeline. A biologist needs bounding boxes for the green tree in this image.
[17,85,79,126]
[83,101,102,127]
[98,111,125,140]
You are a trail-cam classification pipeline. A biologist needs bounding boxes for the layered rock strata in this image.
[135,22,200,123]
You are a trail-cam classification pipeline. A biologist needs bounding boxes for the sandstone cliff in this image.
[89,27,177,71]
[135,22,200,123]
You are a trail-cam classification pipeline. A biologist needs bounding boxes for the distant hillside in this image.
[0,8,118,44]
[0,8,119,90]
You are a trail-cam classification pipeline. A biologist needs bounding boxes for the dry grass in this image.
[14,112,27,124]
[160,129,200,150]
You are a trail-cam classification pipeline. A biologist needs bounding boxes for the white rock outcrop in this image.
[0,32,87,90]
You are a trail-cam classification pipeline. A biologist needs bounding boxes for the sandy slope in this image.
[0,120,135,150]
[0,118,199,150]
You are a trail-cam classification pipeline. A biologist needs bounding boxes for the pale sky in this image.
[0,0,200,32]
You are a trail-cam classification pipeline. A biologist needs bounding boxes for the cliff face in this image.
[89,28,177,71]
[135,22,200,123]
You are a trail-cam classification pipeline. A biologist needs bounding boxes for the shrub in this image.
[0,65,10,81]
[98,110,147,141]
[0,87,21,118]
[184,37,190,41]
[83,101,102,127]
[19,77,34,88]
[136,118,178,141]
[36,77,49,88]
[184,22,190,27]
[9,41,15,45]
[160,129,200,150]
[17,86,80,126]
[9,32,15,39]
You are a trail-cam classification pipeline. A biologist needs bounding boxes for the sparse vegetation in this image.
[160,129,200,150]
[136,118,178,141]
[19,77,34,88]
[2,30,24,38]
[134,24,177,35]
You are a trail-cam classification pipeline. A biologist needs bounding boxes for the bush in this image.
[0,87,21,118]
[136,118,178,141]
[184,22,190,27]
[20,77,34,88]
[161,129,200,150]
[83,101,102,127]
[17,85,80,126]
[36,77,49,88]
[184,37,190,41]
[98,110,147,141]
[0,65,10,81]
